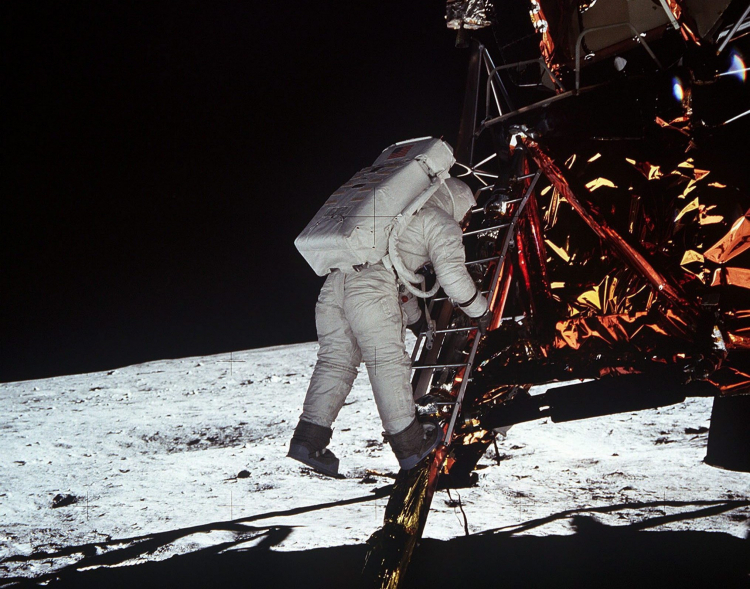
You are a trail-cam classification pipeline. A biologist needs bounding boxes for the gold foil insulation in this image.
[471,136,750,396]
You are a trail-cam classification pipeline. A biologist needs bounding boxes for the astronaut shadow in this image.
[2,487,393,588]
[2,523,296,588]
[7,499,748,588]
[8,538,369,589]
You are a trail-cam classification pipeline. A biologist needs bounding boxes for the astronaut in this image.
[288,177,490,476]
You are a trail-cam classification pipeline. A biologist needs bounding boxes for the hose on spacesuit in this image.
[386,206,443,299]
[391,176,475,300]
[387,229,440,298]
[383,163,452,299]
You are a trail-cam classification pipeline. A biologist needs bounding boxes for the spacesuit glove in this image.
[476,308,493,336]
[407,312,428,338]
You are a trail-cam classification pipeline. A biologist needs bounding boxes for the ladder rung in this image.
[463,223,510,237]
[412,362,469,370]
[471,198,523,216]
[432,290,489,303]
[433,326,478,334]
[466,255,500,266]
[512,172,538,181]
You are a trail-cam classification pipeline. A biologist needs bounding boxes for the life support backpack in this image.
[294,137,455,296]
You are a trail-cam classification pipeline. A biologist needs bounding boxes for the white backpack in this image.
[295,137,455,293]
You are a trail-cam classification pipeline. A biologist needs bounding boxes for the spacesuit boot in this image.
[385,417,440,470]
[288,419,340,477]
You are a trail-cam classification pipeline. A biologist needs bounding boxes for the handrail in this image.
[484,56,566,126]
[717,3,750,54]
[476,27,662,134]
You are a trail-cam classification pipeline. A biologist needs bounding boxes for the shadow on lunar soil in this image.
[4,500,748,589]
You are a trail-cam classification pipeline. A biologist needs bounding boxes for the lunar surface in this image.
[1,338,748,586]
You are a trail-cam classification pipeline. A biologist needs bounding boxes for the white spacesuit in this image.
[289,178,489,475]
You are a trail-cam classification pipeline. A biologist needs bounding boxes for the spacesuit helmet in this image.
[444,177,476,223]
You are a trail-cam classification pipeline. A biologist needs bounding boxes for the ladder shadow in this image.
[477,497,750,536]
[408,500,750,588]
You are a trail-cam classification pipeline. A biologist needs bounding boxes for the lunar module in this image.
[359,0,750,586]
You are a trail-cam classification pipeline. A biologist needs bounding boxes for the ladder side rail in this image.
[410,171,540,404]
[410,182,495,385]
[443,170,542,443]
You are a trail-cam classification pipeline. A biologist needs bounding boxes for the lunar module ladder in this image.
[410,169,542,447]
[362,169,544,589]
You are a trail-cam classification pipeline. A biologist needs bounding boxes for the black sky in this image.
[2,1,472,382]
